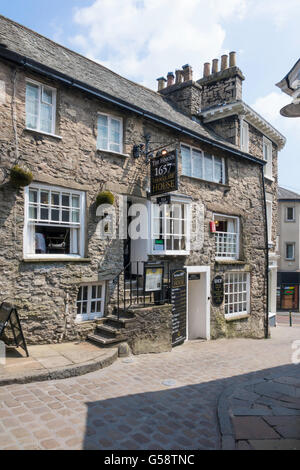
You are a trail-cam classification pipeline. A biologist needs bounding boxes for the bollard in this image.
[290,311,293,327]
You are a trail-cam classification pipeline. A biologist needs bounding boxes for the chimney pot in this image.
[167,72,175,87]
[175,69,183,84]
[182,64,193,82]
[212,59,219,74]
[203,62,211,78]
[157,77,167,91]
[221,54,228,71]
[229,51,237,67]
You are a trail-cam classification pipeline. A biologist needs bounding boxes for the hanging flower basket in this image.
[96,191,115,207]
[10,165,33,188]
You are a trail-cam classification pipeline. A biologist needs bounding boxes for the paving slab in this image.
[232,417,281,440]
[249,439,300,450]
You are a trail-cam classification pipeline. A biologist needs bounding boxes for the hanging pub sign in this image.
[0,303,29,357]
[144,264,164,293]
[150,150,178,197]
[212,275,224,306]
[171,269,187,347]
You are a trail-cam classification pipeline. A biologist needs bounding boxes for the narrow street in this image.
[0,326,299,450]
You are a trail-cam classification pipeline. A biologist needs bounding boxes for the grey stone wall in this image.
[127,304,172,355]
[198,67,244,110]
[0,59,270,344]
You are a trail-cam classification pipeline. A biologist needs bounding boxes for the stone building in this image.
[0,16,285,352]
[277,187,300,312]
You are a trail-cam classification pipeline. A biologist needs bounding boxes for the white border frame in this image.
[213,213,240,261]
[97,112,123,154]
[25,78,57,136]
[23,183,86,260]
[224,271,251,319]
[185,265,211,341]
[76,282,106,322]
[180,143,226,185]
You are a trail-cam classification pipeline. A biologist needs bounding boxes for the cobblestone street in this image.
[0,326,299,450]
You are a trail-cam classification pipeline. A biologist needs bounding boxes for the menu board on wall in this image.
[171,269,187,347]
[212,275,224,306]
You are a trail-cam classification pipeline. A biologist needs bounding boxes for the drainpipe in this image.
[261,166,269,339]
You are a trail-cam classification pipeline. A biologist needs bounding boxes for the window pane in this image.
[41,208,49,220]
[109,118,121,152]
[181,146,191,176]
[51,209,60,221]
[72,210,80,223]
[62,210,70,222]
[26,83,39,129]
[97,115,108,150]
[72,196,80,208]
[92,286,97,299]
[29,190,38,203]
[204,153,213,181]
[41,191,49,205]
[51,193,60,206]
[192,150,203,179]
[214,156,223,183]
[40,103,52,133]
[42,87,53,105]
[29,206,37,219]
[62,195,70,207]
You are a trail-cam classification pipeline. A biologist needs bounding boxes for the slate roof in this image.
[278,187,300,200]
[0,15,251,157]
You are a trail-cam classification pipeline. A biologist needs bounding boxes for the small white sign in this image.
[0,340,5,365]
[0,81,6,105]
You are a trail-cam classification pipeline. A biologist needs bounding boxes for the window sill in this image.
[24,128,62,140]
[225,314,250,322]
[180,174,230,190]
[23,257,91,263]
[264,175,274,183]
[96,149,129,158]
[150,251,190,257]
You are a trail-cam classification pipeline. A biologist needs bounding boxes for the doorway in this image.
[186,266,210,341]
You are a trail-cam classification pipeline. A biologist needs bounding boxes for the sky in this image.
[0,0,300,192]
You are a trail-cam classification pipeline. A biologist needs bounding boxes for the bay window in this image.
[225,272,250,317]
[24,184,85,259]
[97,113,123,153]
[181,144,225,184]
[214,214,239,260]
[151,197,191,255]
[26,80,56,135]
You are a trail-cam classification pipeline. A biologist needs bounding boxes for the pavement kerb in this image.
[217,366,300,450]
[0,347,118,387]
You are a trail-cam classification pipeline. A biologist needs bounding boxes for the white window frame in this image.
[25,79,57,136]
[214,214,240,260]
[23,183,86,260]
[263,137,273,180]
[97,112,123,154]
[285,242,295,261]
[180,144,226,184]
[266,194,273,244]
[224,272,250,319]
[76,283,106,322]
[286,207,295,222]
[240,120,249,152]
[149,196,191,256]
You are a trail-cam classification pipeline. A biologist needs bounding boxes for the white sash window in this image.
[97,113,123,154]
[26,80,56,135]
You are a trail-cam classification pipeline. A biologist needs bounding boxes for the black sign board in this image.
[157,195,171,206]
[189,273,201,281]
[212,276,224,306]
[171,269,187,347]
[0,303,29,357]
[150,150,178,197]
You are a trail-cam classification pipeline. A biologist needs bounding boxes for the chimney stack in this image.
[167,72,175,87]
[221,54,228,71]
[175,69,183,85]
[203,62,211,78]
[212,59,219,74]
[229,51,236,68]
[157,77,167,92]
[182,64,193,82]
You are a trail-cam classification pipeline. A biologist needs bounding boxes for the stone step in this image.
[96,324,120,338]
[88,333,124,347]
[106,315,136,329]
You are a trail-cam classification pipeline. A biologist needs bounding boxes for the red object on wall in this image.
[210,221,217,233]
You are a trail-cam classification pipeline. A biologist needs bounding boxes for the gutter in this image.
[261,166,270,339]
[0,46,265,167]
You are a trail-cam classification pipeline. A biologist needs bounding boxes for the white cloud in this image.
[251,91,300,141]
[247,0,300,29]
[71,0,247,88]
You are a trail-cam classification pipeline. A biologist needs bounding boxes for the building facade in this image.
[0,16,285,349]
[277,187,300,312]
